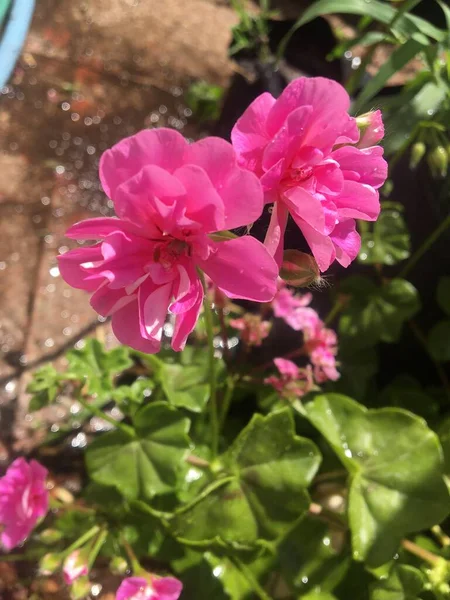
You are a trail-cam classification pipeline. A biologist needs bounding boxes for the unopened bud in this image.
[63,550,89,585]
[39,553,62,575]
[109,556,128,575]
[356,110,384,148]
[39,529,64,545]
[52,486,74,504]
[280,250,320,287]
[70,576,91,600]
[409,142,426,169]
[427,146,448,178]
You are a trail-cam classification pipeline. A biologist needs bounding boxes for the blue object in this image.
[0,0,35,89]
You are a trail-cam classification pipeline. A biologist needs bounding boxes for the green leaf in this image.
[276,0,445,61]
[437,276,450,316]
[66,339,133,397]
[86,402,191,500]
[111,379,154,415]
[370,565,425,600]
[306,394,450,567]
[428,320,450,362]
[359,205,410,266]
[353,39,426,114]
[339,277,420,349]
[161,363,210,413]
[279,516,350,594]
[27,365,61,411]
[172,409,321,547]
[379,375,439,420]
[335,346,378,400]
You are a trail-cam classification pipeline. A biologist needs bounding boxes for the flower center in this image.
[153,238,190,269]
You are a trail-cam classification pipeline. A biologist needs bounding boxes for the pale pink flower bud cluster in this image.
[229,314,271,346]
[265,358,315,399]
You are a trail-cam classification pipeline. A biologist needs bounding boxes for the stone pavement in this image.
[0,0,239,452]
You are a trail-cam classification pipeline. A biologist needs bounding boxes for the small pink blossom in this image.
[0,458,49,550]
[63,550,89,584]
[231,77,387,271]
[272,285,319,333]
[230,314,271,346]
[59,128,278,353]
[305,323,340,383]
[116,576,182,600]
[265,358,314,399]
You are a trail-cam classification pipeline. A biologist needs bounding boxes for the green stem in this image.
[219,375,237,429]
[399,213,450,278]
[87,529,108,569]
[324,298,345,326]
[199,272,219,457]
[230,556,272,600]
[63,525,100,557]
[76,396,134,437]
[120,535,144,575]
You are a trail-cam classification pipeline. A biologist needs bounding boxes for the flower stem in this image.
[399,213,450,279]
[199,272,219,457]
[76,396,135,437]
[401,538,442,566]
[63,525,100,557]
[120,535,144,575]
[87,529,108,569]
[230,556,272,600]
[219,374,237,429]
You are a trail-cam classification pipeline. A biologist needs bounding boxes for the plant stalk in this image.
[399,213,450,278]
[76,396,134,437]
[200,272,219,457]
[231,556,272,600]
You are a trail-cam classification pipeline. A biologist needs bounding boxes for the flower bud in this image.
[63,550,89,585]
[427,146,448,178]
[280,250,320,287]
[38,528,64,545]
[356,110,384,149]
[409,142,426,169]
[39,552,62,575]
[70,576,91,600]
[109,556,128,575]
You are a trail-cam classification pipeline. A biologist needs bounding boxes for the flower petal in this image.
[335,180,380,222]
[99,128,187,199]
[138,279,172,342]
[292,218,336,272]
[186,136,264,230]
[264,201,289,265]
[111,300,161,353]
[331,145,387,189]
[198,236,278,302]
[57,245,104,291]
[171,281,203,352]
[231,92,276,174]
[174,164,225,232]
[331,219,360,267]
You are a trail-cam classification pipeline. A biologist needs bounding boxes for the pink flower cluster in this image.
[267,284,340,396]
[116,576,182,600]
[232,77,387,270]
[265,358,314,399]
[230,314,271,346]
[0,458,49,550]
[58,77,386,353]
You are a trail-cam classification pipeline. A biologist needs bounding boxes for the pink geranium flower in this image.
[58,129,278,353]
[265,358,314,399]
[231,77,387,271]
[305,323,340,383]
[272,285,319,332]
[0,458,49,550]
[230,314,271,346]
[63,549,89,584]
[116,576,182,600]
